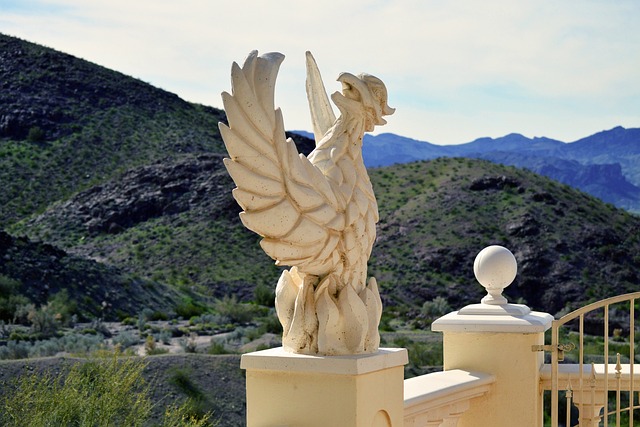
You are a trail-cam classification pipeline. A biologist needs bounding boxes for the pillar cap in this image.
[431,310,553,333]
[241,346,408,375]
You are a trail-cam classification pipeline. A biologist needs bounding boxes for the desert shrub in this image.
[163,402,213,427]
[179,333,198,353]
[0,340,30,360]
[253,283,275,307]
[189,314,222,326]
[421,296,451,318]
[0,333,105,360]
[207,340,230,355]
[0,275,29,322]
[257,313,283,335]
[149,310,169,321]
[214,295,266,324]
[175,298,207,319]
[157,329,172,345]
[55,333,105,355]
[137,314,148,332]
[27,303,59,338]
[379,312,396,332]
[47,289,77,326]
[139,308,155,321]
[122,316,137,326]
[3,356,149,426]
[0,354,215,426]
[26,126,45,142]
[112,331,139,349]
[0,321,8,339]
[144,334,156,354]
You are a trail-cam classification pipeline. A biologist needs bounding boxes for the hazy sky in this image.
[1,0,638,145]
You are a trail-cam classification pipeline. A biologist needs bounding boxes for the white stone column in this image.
[241,347,408,427]
[431,246,553,427]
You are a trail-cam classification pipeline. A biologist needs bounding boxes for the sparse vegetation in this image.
[0,353,216,426]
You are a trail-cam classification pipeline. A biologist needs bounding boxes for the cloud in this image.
[0,0,638,144]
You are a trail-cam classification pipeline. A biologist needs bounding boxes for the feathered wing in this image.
[305,51,335,143]
[220,51,344,276]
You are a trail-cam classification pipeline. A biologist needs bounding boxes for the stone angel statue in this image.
[220,51,394,355]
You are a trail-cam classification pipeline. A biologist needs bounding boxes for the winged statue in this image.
[220,51,394,355]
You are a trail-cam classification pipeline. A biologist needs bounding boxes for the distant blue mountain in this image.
[291,126,640,213]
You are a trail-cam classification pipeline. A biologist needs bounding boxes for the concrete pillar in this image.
[432,246,553,427]
[241,347,408,427]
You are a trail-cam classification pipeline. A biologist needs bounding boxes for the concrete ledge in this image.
[431,310,553,333]
[404,369,495,422]
[240,346,408,375]
[404,369,495,407]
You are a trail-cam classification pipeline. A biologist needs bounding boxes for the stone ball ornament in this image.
[474,245,517,306]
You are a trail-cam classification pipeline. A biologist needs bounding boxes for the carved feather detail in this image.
[220,50,393,355]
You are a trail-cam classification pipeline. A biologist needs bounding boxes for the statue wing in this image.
[220,51,343,276]
[305,51,336,143]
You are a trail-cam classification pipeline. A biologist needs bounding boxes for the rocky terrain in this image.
[369,158,640,317]
[0,230,179,321]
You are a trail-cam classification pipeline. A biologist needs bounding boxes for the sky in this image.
[0,0,638,145]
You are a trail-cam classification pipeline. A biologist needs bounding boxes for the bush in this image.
[157,329,172,345]
[0,354,215,426]
[175,299,207,319]
[207,340,230,355]
[179,333,198,353]
[422,296,451,318]
[0,340,30,360]
[0,333,106,360]
[253,283,275,307]
[1,354,150,426]
[112,331,139,349]
[26,126,45,142]
[0,275,29,322]
[214,295,265,324]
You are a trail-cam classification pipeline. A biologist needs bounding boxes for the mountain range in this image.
[1,32,640,324]
[293,128,640,213]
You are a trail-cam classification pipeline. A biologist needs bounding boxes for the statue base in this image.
[240,347,408,427]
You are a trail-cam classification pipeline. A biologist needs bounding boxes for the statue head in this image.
[336,72,395,132]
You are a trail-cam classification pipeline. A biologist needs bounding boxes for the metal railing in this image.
[540,292,640,427]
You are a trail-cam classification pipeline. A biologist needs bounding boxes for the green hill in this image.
[2,32,640,325]
[0,33,225,226]
[369,158,640,319]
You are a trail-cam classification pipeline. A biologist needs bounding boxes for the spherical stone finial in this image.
[474,245,517,305]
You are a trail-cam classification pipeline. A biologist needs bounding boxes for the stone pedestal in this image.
[432,312,552,427]
[431,245,554,427]
[241,347,408,427]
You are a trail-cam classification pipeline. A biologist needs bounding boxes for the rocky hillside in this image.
[369,158,640,317]
[16,154,640,319]
[2,32,640,323]
[0,33,226,226]
[0,230,179,321]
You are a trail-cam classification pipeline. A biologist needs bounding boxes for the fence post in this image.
[432,245,553,427]
[241,347,408,426]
